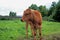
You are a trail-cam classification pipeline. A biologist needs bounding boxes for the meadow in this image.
[0,19,60,40]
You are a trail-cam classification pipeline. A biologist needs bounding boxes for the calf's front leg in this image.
[26,22,28,39]
[30,23,37,40]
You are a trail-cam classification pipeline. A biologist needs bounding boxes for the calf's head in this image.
[21,9,33,22]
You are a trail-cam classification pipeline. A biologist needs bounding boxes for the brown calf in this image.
[21,8,42,40]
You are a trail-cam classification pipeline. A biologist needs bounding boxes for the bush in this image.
[0,18,8,20]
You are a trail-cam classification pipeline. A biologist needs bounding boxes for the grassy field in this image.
[0,19,60,40]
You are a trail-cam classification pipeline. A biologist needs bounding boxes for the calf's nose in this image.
[21,19,23,22]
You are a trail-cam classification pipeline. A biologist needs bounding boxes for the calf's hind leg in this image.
[39,25,42,40]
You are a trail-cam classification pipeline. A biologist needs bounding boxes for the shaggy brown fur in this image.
[21,8,42,40]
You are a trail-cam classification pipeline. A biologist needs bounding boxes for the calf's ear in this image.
[27,8,31,12]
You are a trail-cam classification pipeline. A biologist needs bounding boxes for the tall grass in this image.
[0,19,60,40]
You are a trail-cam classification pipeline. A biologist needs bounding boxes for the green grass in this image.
[42,21,60,36]
[0,19,60,40]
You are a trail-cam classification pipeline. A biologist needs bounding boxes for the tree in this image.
[47,1,57,21]
[9,11,16,17]
[53,0,60,22]
[48,1,56,16]
[39,5,48,17]
[29,4,39,11]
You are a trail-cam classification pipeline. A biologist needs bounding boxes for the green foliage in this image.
[0,18,9,20]
[0,16,10,20]
[29,4,39,11]
[9,11,16,17]
[48,1,56,16]
[39,5,48,17]
[53,0,60,22]
[47,0,60,22]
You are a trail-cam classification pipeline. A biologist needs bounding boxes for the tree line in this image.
[0,11,19,20]
[29,0,60,22]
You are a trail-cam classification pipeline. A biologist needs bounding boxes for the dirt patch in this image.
[17,34,60,40]
[43,34,60,40]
